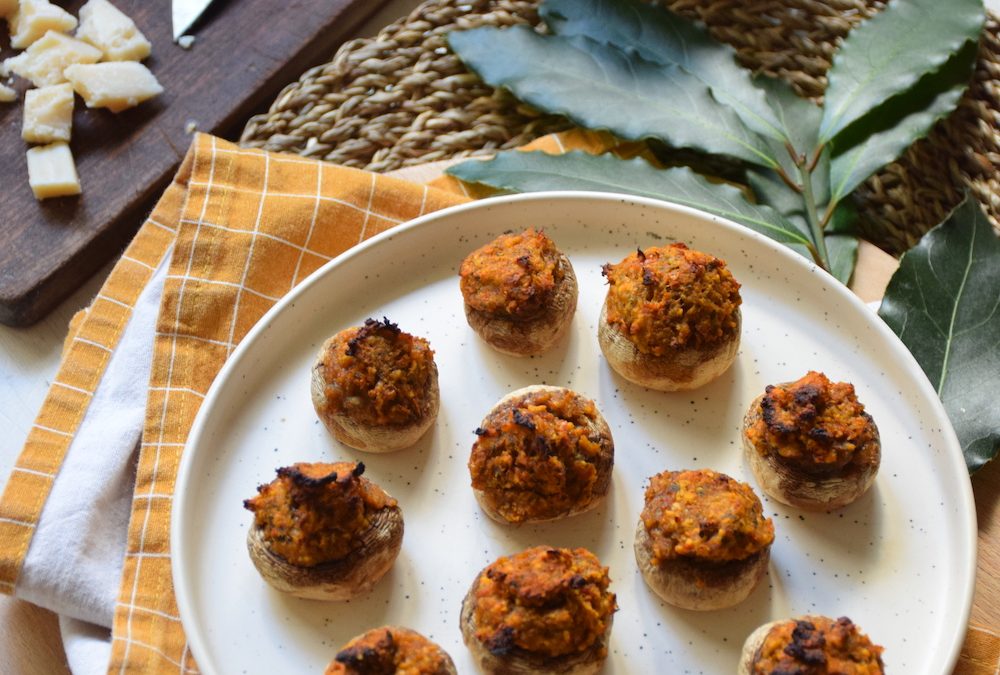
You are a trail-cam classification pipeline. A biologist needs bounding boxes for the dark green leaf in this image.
[540,0,785,141]
[819,0,984,142]
[829,42,978,202]
[747,169,807,220]
[824,202,860,285]
[826,198,860,236]
[824,235,859,286]
[878,198,1000,472]
[447,26,778,168]
[754,76,823,164]
[743,174,814,267]
[447,150,812,249]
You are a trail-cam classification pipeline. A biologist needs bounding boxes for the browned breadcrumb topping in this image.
[641,469,774,564]
[752,616,885,674]
[602,243,741,355]
[320,318,436,427]
[459,229,565,319]
[468,388,612,523]
[243,461,396,567]
[325,627,453,675]
[472,546,616,659]
[746,371,879,473]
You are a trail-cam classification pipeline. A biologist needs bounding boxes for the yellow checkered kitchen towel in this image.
[0,132,996,674]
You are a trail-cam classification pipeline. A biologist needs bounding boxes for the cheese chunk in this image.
[77,0,150,62]
[4,30,102,87]
[9,0,77,49]
[0,0,18,20]
[26,142,81,199]
[0,83,16,102]
[23,82,73,143]
[64,61,162,112]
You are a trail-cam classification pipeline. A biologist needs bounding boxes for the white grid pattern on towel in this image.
[113,137,436,674]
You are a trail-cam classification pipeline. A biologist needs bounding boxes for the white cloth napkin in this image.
[17,257,170,674]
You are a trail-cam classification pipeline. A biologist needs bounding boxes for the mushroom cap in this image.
[471,384,614,525]
[737,619,784,675]
[737,616,885,674]
[598,301,740,391]
[742,389,881,511]
[459,571,613,675]
[464,253,578,357]
[246,503,403,601]
[311,338,440,453]
[324,625,458,675]
[633,518,770,611]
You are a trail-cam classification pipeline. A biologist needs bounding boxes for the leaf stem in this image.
[775,165,803,193]
[799,165,830,270]
[820,200,837,229]
[806,146,823,173]
[804,242,824,267]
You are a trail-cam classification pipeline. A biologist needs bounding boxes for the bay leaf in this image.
[753,75,823,166]
[540,0,784,141]
[819,0,984,143]
[824,235,859,286]
[878,198,1000,472]
[746,169,808,221]
[824,202,860,286]
[447,26,778,168]
[447,150,812,249]
[829,42,978,202]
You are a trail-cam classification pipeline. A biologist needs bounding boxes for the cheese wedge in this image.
[26,142,81,199]
[9,0,77,49]
[0,83,16,102]
[0,0,18,20]
[77,0,150,62]
[22,82,73,143]
[4,30,102,87]
[64,61,162,112]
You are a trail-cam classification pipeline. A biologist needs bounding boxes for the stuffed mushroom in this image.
[468,385,614,525]
[739,615,885,674]
[634,468,773,610]
[461,546,616,675]
[459,228,578,356]
[312,318,439,453]
[743,371,881,510]
[599,243,741,391]
[243,461,403,600]
[325,626,457,675]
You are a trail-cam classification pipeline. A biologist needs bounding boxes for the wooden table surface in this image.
[0,0,400,326]
[1,2,998,671]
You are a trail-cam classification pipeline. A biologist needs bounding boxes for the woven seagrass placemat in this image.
[239,0,1000,256]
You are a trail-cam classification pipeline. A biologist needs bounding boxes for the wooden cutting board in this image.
[0,0,390,326]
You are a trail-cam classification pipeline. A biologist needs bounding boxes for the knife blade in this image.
[172,0,215,41]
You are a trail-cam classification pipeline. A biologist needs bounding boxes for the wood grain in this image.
[971,458,1000,629]
[0,597,69,675]
[0,0,390,327]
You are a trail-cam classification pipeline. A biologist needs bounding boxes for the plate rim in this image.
[171,190,977,674]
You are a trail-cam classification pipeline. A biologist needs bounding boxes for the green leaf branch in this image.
[447,0,983,284]
[449,151,811,246]
[446,0,996,470]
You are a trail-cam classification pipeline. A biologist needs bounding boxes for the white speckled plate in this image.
[172,192,975,674]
